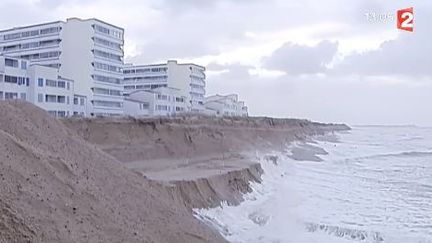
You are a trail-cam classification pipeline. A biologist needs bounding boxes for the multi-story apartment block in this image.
[124,87,187,117]
[205,94,248,117]
[123,60,206,113]
[0,55,87,117]
[0,18,124,117]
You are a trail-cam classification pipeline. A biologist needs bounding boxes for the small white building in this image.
[123,87,187,117]
[204,94,248,117]
[0,55,87,117]
[123,60,206,113]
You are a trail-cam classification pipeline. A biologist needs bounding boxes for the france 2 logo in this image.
[397,7,414,32]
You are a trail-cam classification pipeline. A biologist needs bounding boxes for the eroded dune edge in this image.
[0,100,349,243]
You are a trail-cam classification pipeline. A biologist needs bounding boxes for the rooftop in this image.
[0,17,124,34]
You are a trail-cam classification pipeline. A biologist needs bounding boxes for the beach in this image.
[0,100,348,243]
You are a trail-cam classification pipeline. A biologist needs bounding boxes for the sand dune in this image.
[0,101,225,243]
[0,100,348,243]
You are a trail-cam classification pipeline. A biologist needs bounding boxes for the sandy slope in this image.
[0,100,348,243]
[64,115,348,209]
[0,101,225,243]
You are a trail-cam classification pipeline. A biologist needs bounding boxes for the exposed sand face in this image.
[0,101,349,243]
[0,101,226,243]
[64,116,348,209]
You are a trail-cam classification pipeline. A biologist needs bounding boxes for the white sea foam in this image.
[195,126,432,243]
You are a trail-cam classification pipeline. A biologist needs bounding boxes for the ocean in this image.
[195,126,432,243]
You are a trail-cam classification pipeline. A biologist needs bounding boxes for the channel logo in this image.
[397,7,414,32]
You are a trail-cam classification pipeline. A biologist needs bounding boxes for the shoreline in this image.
[0,100,349,242]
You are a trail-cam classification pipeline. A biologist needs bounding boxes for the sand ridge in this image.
[1,100,349,242]
[0,100,226,243]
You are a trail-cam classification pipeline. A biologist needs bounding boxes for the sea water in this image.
[195,126,432,243]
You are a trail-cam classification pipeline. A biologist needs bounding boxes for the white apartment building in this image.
[205,94,248,117]
[0,55,87,117]
[124,87,188,117]
[123,60,206,113]
[0,18,124,117]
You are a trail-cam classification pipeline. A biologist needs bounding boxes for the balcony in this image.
[190,86,205,95]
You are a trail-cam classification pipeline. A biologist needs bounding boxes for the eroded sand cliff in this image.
[0,100,348,242]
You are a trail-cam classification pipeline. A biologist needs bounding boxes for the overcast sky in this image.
[1,0,431,126]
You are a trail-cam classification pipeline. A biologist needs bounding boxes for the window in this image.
[39,51,60,59]
[151,67,168,72]
[66,96,69,105]
[157,94,168,100]
[92,100,122,108]
[67,82,70,90]
[21,30,39,38]
[93,37,122,50]
[4,75,18,84]
[93,87,110,95]
[5,58,18,68]
[135,85,146,90]
[20,93,26,100]
[110,90,121,96]
[26,78,30,86]
[80,98,85,106]
[57,111,66,118]
[21,42,39,49]
[38,94,43,103]
[48,111,57,117]
[45,95,57,103]
[93,74,121,84]
[0,91,3,100]
[157,105,168,111]
[94,25,123,40]
[124,75,167,82]
[57,81,66,88]
[73,97,78,105]
[4,33,21,40]
[95,25,110,34]
[150,84,167,89]
[40,27,60,35]
[93,49,122,61]
[93,62,122,73]
[17,77,25,86]
[46,79,57,87]
[140,103,149,110]
[3,45,19,51]
[21,61,27,70]
[176,97,184,102]
[5,92,18,100]
[38,78,44,87]
[40,39,60,47]
[57,96,66,104]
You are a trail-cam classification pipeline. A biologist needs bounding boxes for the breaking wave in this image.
[304,223,384,242]
[197,126,432,242]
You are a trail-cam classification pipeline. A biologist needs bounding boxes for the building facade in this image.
[0,55,87,117]
[0,18,124,117]
[124,87,187,117]
[123,60,206,113]
[205,94,248,117]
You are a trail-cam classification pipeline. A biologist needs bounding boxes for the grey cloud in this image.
[129,40,219,63]
[207,63,254,81]
[152,0,262,12]
[207,63,432,126]
[263,41,338,75]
